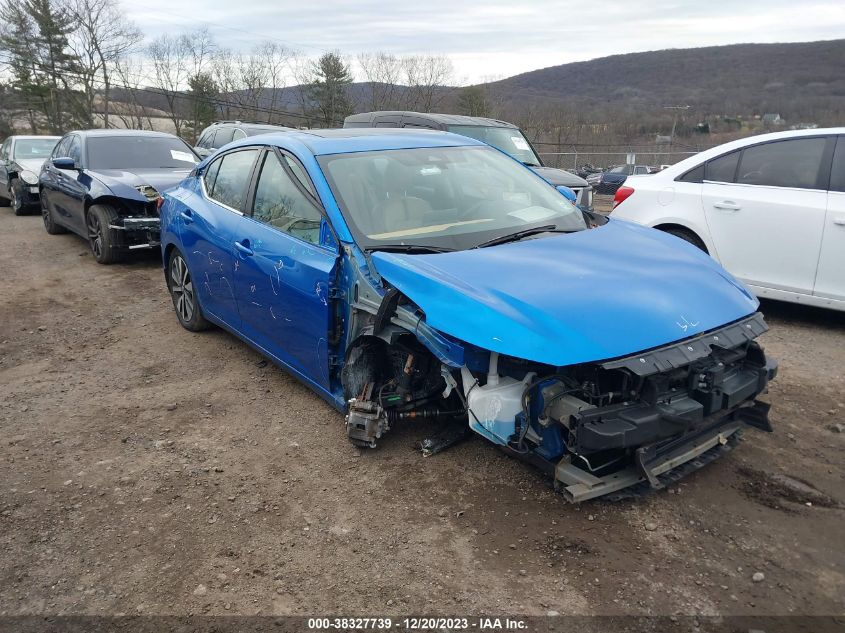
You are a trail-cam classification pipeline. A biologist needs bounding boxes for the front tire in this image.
[86,205,123,264]
[168,250,210,332]
[41,191,67,234]
[10,179,25,215]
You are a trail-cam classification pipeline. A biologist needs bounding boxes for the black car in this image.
[586,164,652,194]
[0,135,61,214]
[344,111,593,208]
[39,130,199,264]
[193,121,293,158]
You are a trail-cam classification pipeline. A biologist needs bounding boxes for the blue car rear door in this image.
[233,148,338,390]
[181,148,262,329]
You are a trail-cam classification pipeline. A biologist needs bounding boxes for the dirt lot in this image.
[1,205,843,619]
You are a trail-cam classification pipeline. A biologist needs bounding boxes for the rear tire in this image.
[663,227,708,253]
[41,191,67,234]
[168,249,210,332]
[86,205,123,264]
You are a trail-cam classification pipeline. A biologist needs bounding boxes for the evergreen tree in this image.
[307,52,353,127]
[0,0,81,132]
[188,71,219,141]
[457,86,490,118]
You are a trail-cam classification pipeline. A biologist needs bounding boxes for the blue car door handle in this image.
[234,239,254,256]
[180,209,193,223]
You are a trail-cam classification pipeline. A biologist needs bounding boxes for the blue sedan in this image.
[160,129,777,502]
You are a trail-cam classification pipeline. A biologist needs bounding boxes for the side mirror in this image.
[52,157,77,170]
[556,185,577,203]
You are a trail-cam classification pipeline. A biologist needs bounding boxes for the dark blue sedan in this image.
[159,129,776,502]
[39,130,199,263]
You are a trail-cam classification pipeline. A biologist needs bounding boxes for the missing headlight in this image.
[134,185,161,201]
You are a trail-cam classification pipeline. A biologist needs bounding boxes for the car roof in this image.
[242,128,487,156]
[8,135,61,140]
[659,127,845,177]
[346,110,519,129]
[69,129,179,139]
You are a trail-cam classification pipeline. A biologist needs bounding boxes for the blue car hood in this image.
[370,219,758,366]
[93,168,192,197]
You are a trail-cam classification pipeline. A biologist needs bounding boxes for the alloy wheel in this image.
[87,212,103,258]
[170,254,194,323]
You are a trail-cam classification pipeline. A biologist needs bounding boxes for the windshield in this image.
[13,138,58,159]
[86,136,198,170]
[319,145,586,251]
[446,125,541,166]
[609,165,632,174]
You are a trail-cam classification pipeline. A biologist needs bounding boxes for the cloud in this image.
[122,0,845,83]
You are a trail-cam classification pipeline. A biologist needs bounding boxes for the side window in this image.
[197,131,212,149]
[53,136,70,159]
[232,129,247,141]
[203,156,222,194]
[1,139,9,161]
[208,149,259,211]
[705,151,740,183]
[251,151,322,244]
[737,137,827,190]
[213,127,235,149]
[283,154,316,197]
[677,163,704,183]
[830,137,845,193]
[66,136,82,165]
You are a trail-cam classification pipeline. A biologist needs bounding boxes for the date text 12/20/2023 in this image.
[307,617,528,630]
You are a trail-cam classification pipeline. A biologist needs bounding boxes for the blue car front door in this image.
[181,148,262,329]
[233,149,338,390]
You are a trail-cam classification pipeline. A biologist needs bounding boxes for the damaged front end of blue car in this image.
[337,220,777,503]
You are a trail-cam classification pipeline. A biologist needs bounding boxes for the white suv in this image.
[611,128,845,311]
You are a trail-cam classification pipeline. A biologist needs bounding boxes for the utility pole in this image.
[663,105,690,164]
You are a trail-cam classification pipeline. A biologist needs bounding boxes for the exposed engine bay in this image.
[341,307,777,502]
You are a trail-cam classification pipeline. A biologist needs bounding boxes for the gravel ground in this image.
[1,205,843,618]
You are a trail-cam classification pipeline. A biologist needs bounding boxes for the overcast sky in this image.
[123,0,845,84]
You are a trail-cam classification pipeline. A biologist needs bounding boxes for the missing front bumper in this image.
[554,401,770,503]
[108,217,161,250]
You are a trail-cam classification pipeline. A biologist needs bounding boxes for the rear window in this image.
[87,136,198,170]
[213,127,236,148]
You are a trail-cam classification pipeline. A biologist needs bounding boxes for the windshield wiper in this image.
[475,224,572,248]
[369,244,455,254]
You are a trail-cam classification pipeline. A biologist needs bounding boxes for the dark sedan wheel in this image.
[86,205,122,264]
[168,250,210,332]
[41,191,67,234]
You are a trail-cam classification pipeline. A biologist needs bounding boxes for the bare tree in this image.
[67,0,140,128]
[357,51,403,110]
[257,41,294,123]
[148,33,189,135]
[403,54,453,112]
[111,55,154,130]
[288,51,314,125]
